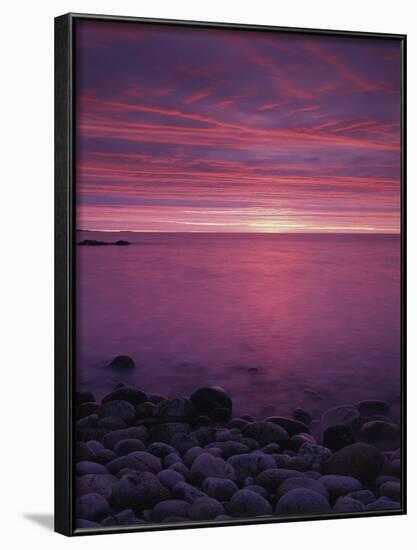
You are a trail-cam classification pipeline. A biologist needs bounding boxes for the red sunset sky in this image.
[75,21,402,233]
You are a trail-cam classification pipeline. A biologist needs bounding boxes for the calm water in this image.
[76,232,401,419]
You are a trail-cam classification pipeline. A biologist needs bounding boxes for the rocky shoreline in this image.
[75,382,402,529]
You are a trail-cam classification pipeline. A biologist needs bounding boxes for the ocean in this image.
[76,232,401,419]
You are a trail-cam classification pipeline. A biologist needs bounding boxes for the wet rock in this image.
[215,429,233,442]
[76,414,99,430]
[190,387,232,416]
[298,442,332,471]
[266,416,310,436]
[262,443,281,454]
[76,461,109,476]
[152,500,191,522]
[358,421,400,450]
[113,471,169,512]
[214,441,250,460]
[107,451,162,475]
[243,484,268,499]
[227,418,250,430]
[238,437,260,451]
[293,408,313,426]
[210,407,232,423]
[322,425,355,452]
[227,489,272,517]
[183,447,205,467]
[201,477,238,500]
[114,438,146,456]
[103,387,147,406]
[321,406,361,432]
[155,398,196,422]
[379,480,401,502]
[191,453,235,485]
[277,477,329,500]
[136,401,155,419]
[149,394,166,405]
[290,434,316,451]
[189,496,225,520]
[76,493,110,521]
[333,496,365,513]
[77,429,109,443]
[172,481,205,503]
[365,497,401,511]
[163,453,182,468]
[97,416,127,430]
[76,391,96,406]
[243,421,289,446]
[147,442,178,459]
[228,452,276,484]
[357,400,391,419]
[255,468,304,492]
[103,426,148,449]
[99,400,136,423]
[276,488,331,515]
[190,427,214,447]
[77,402,100,419]
[76,442,95,461]
[149,422,190,444]
[76,474,117,500]
[101,509,145,526]
[320,475,363,500]
[195,415,212,427]
[171,433,199,454]
[157,469,185,490]
[108,355,135,370]
[346,489,376,505]
[168,462,191,481]
[322,443,384,484]
[91,449,116,465]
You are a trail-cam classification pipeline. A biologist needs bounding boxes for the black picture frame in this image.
[54,13,407,536]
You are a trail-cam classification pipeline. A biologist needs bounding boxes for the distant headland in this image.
[78,239,131,246]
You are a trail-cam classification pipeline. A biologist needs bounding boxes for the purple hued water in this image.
[76,232,401,420]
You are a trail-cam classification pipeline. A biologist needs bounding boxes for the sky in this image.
[75,20,402,233]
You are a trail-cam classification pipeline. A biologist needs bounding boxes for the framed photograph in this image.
[55,13,406,536]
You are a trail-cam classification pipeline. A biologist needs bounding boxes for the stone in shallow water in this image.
[358,421,400,450]
[152,500,191,522]
[191,452,235,485]
[76,493,111,521]
[77,402,100,419]
[154,398,196,422]
[265,416,310,436]
[102,426,148,449]
[149,422,190,444]
[321,406,361,432]
[99,400,136,423]
[322,443,384,484]
[113,471,169,512]
[136,401,155,419]
[108,355,135,370]
[201,477,239,500]
[227,489,272,518]
[293,408,313,426]
[322,425,355,452]
[320,475,363,500]
[333,496,365,513]
[277,476,329,500]
[243,421,289,446]
[102,386,147,406]
[190,386,232,416]
[76,391,96,406]
[356,400,391,419]
[189,496,225,520]
[276,488,331,515]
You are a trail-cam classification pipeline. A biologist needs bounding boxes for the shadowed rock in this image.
[276,488,331,515]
